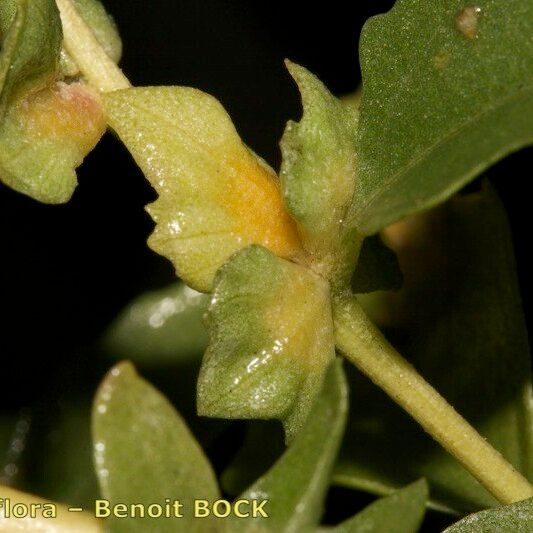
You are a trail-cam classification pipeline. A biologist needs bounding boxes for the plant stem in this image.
[55,0,131,92]
[332,293,533,505]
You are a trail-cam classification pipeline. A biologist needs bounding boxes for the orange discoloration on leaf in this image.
[17,81,105,150]
[223,153,302,259]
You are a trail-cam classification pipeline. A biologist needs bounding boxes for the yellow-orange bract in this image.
[105,86,303,292]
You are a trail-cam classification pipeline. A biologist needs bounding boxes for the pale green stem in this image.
[55,0,131,92]
[333,294,533,505]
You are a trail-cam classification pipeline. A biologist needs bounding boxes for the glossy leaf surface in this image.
[92,362,219,532]
[197,245,335,441]
[230,360,348,532]
[103,282,209,366]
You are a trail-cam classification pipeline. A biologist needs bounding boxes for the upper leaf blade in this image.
[105,87,302,292]
[197,245,336,441]
[230,360,348,533]
[92,362,220,532]
[332,479,428,533]
[354,0,533,233]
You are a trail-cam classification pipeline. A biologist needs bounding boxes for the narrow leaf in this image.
[92,362,220,532]
[444,497,533,532]
[229,360,348,532]
[197,245,336,441]
[332,480,428,533]
[355,0,533,233]
[103,282,209,366]
[105,87,302,292]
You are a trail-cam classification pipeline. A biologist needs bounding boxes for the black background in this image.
[1,1,532,530]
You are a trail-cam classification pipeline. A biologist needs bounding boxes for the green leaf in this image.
[229,360,348,532]
[103,282,209,366]
[105,87,303,292]
[331,480,428,533]
[334,186,533,513]
[92,362,220,532]
[0,0,60,113]
[0,0,106,203]
[280,62,360,277]
[197,245,336,441]
[354,0,533,234]
[220,421,285,497]
[351,235,403,294]
[25,401,98,509]
[444,497,533,532]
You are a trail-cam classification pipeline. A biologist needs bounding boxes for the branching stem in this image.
[333,294,533,505]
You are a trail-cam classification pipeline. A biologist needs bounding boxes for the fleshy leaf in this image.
[334,186,533,513]
[0,0,106,203]
[0,485,101,532]
[229,360,348,532]
[332,480,428,533]
[92,362,220,532]
[197,245,335,441]
[280,62,360,276]
[103,282,209,366]
[354,0,533,233]
[105,87,302,292]
[444,497,533,532]
[351,235,403,294]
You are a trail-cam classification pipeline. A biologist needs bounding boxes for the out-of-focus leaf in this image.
[444,497,533,532]
[92,362,219,532]
[197,245,335,441]
[229,360,348,532]
[334,187,533,513]
[0,485,101,532]
[280,62,360,279]
[220,420,285,497]
[26,401,98,508]
[354,0,533,234]
[351,235,403,294]
[331,479,428,533]
[0,0,106,202]
[105,87,302,292]
[103,282,209,366]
